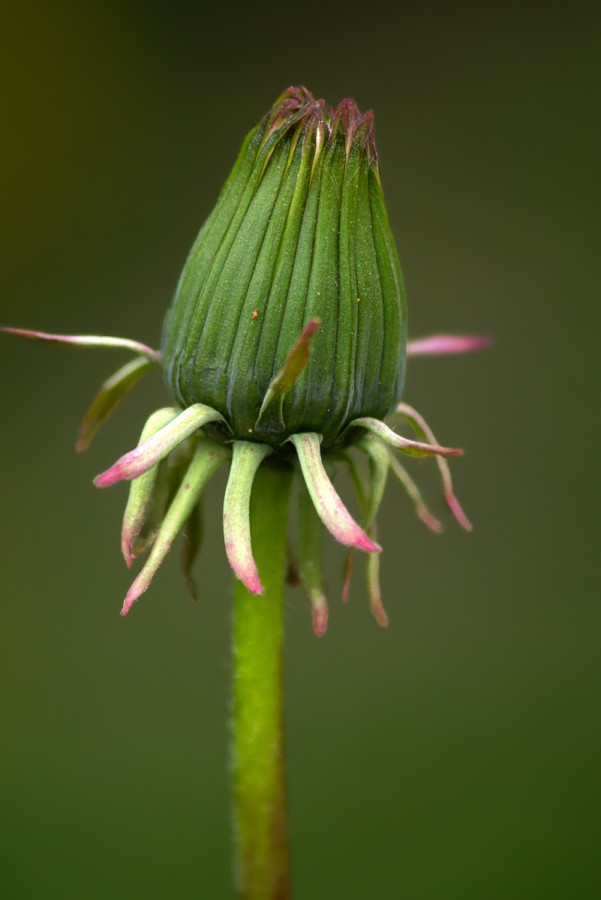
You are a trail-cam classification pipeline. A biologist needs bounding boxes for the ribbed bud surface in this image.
[161,87,407,450]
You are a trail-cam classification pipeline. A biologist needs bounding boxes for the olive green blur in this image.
[1,3,599,899]
[161,90,405,450]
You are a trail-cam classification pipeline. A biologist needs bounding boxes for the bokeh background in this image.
[1,3,599,898]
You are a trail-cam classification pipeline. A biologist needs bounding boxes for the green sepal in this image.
[121,438,231,614]
[76,357,155,452]
[120,408,182,566]
[255,320,320,434]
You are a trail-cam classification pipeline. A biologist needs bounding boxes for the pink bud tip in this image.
[303,319,321,337]
[93,468,124,488]
[372,599,389,628]
[356,533,382,553]
[245,574,264,595]
[312,605,328,638]
[120,534,134,568]
[407,335,492,357]
[120,588,140,616]
[225,540,264,595]
[445,492,473,532]
[419,510,445,534]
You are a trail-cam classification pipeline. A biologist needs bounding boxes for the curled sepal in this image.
[396,402,472,531]
[255,319,321,432]
[223,442,273,594]
[349,417,463,458]
[1,327,161,363]
[94,404,225,487]
[342,438,390,605]
[121,439,231,615]
[407,334,491,357]
[355,436,390,528]
[120,408,181,567]
[131,460,173,558]
[366,522,388,628]
[290,433,380,553]
[130,438,196,558]
[297,480,328,637]
[338,451,369,603]
[76,357,155,452]
[387,453,444,533]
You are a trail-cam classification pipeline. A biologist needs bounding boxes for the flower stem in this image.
[231,460,294,899]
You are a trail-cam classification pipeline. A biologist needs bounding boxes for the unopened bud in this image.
[161,86,406,450]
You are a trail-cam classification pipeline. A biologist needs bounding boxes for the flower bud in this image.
[161,87,407,450]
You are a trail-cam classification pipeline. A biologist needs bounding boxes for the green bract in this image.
[161,86,406,451]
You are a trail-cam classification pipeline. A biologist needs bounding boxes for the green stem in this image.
[232,461,294,899]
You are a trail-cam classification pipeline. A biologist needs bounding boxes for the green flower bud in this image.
[161,86,407,450]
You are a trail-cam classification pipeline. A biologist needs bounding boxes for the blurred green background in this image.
[1,3,599,898]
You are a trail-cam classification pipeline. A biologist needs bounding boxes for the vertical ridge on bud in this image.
[225,119,311,428]
[185,131,291,408]
[295,109,345,434]
[162,126,262,397]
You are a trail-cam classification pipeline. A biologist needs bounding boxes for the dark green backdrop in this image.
[1,3,599,898]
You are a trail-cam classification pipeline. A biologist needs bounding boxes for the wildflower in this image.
[2,87,488,634]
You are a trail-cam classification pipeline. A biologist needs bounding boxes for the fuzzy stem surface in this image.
[232,460,293,899]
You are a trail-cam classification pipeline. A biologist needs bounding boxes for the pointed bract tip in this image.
[292,431,380,554]
[120,533,134,568]
[1,327,162,361]
[372,599,389,628]
[446,492,473,532]
[303,318,321,336]
[93,468,122,489]
[419,509,445,534]
[264,88,378,166]
[407,334,492,357]
[225,540,264,595]
[330,99,377,162]
[120,574,150,615]
[276,85,315,107]
[311,601,328,637]
[350,417,463,458]
[355,532,382,554]
[246,574,264,596]
[120,592,138,617]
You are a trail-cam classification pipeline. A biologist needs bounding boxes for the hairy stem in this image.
[231,461,294,899]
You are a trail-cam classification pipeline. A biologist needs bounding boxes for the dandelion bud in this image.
[161,86,407,450]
